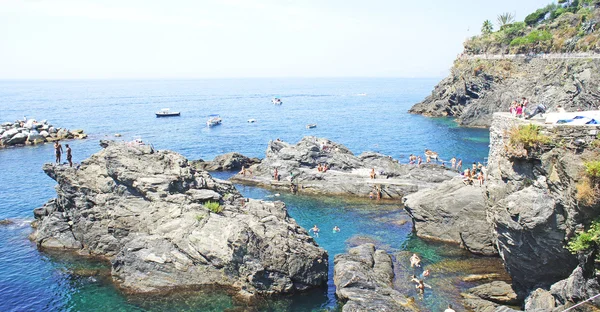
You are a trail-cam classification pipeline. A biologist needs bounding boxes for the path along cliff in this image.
[30,140,328,299]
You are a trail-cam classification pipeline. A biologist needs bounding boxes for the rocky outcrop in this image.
[231,137,455,199]
[191,152,261,171]
[30,140,328,298]
[461,281,520,312]
[409,57,600,127]
[0,119,86,148]
[333,244,414,312]
[486,113,600,297]
[403,177,497,255]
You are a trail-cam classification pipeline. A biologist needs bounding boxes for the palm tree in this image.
[497,12,515,28]
[481,20,494,35]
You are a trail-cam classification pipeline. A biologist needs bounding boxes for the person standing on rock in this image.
[444,304,456,312]
[65,144,73,167]
[273,168,279,181]
[54,141,63,164]
[418,156,422,167]
[456,159,462,172]
[450,157,456,169]
[370,168,376,179]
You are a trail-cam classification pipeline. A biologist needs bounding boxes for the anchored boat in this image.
[155,108,181,117]
[272,98,283,105]
[207,114,222,127]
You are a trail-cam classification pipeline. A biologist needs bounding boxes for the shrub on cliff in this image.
[567,218,600,255]
[576,160,600,205]
[204,201,223,213]
[505,124,552,158]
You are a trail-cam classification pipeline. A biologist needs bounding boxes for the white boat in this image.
[207,114,222,127]
[247,119,256,123]
[156,108,180,117]
[306,124,317,129]
[272,98,283,105]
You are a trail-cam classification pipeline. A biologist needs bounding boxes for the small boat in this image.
[272,98,283,105]
[207,114,222,127]
[247,119,257,123]
[156,108,181,117]
[306,124,317,129]
[356,93,367,96]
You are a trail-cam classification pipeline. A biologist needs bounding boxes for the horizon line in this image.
[0,76,446,81]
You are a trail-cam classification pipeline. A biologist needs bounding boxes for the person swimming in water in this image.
[309,225,320,237]
[333,225,340,233]
[410,253,421,268]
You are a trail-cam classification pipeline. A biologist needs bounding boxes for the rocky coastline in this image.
[230,136,456,200]
[0,118,87,148]
[403,113,600,310]
[30,140,328,299]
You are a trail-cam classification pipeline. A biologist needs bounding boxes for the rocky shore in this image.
[0,118,87,148]
[230,137,456,199]
[403,113,600,310]
[30,140,328,298]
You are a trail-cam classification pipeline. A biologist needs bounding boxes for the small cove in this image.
[0,78,499,311]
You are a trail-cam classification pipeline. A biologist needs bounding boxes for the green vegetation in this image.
[567,218,600,255]
[464,1,600,55]
[204,201,223,213]
[508,124,552,150]
[196,214,205,222]
[482,20,494,35]
[497,12,516,28]
[576,160,600,205]
[584,160,600,180]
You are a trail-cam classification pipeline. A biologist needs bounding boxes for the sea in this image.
[0,78,498,312]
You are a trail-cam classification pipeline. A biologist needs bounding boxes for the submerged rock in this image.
[31,140,328,298]
[403,177,496,255]
[231,137,455,199]
[334,244,414,311]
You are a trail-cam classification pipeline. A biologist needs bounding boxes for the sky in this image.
[0,0,553,79]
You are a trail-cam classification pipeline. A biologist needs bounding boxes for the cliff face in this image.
[486,113,600,297]
[30,141,328,298]
[409,57,600,127]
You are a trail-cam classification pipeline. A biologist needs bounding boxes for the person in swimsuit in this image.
[333,225,340,233]
[65,144,73,167]
[54,141,63,164]
[309,225,320,237]
[410,253,421,268]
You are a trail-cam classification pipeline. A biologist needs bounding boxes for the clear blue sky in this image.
[0,0,552,79]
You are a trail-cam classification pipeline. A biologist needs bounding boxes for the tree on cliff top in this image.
[497,12,515,28]
[481,20,494,35]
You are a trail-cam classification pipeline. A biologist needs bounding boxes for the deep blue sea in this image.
[0,78,495,311]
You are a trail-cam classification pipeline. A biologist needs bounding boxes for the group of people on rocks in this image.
[53,141,73,167]
[462,162,486,186]
[509,97,556,119]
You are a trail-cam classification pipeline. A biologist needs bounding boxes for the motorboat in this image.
[306,124,317,129]
[207,114,222,127]
[156,108,180,117]
[272,98,283,105]
[247,119,257,123]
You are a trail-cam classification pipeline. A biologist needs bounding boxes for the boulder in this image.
[39,130,49,137]
[231,137,455,199]
[524,288,556,311]
[27,131,44,143]
[403,177,497,255]
[31,140,328,298]
[191,152,261,171]
[56,128,68,139]
[1,128,18,140]
[465,281,520,306]
[6,132,27,145]
[334,244,414,311]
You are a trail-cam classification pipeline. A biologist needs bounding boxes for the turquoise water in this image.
[0,78,496,311]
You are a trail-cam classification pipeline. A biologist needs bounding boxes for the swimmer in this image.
[410,253,421,268]
[416,280,425,294]
[420,269,430,279]
[309,225,320,237]
[410,275,420,284]
[333,225,340,233]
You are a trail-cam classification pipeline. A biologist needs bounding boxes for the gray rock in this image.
[6,132,27,145]
[524,288,556,311]
[191,152,261,171]
[231,137,455,199]
[466,281,520,306]
[31,140,328,298]
[410,58,600,127]
[403,177,497,255]
[1,128,18,139]
[39,130,49,137]
[334,244,413,312]
[27,131,44,143]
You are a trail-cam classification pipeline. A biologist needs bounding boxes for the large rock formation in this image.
[333,244,415,312]
[486,113,600,297]
[403,177,497,256]
[30,140,328,298]
[191,152,261,171]
[231,137,455,199]
[410,58,600,127]
[0,119,86,148]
